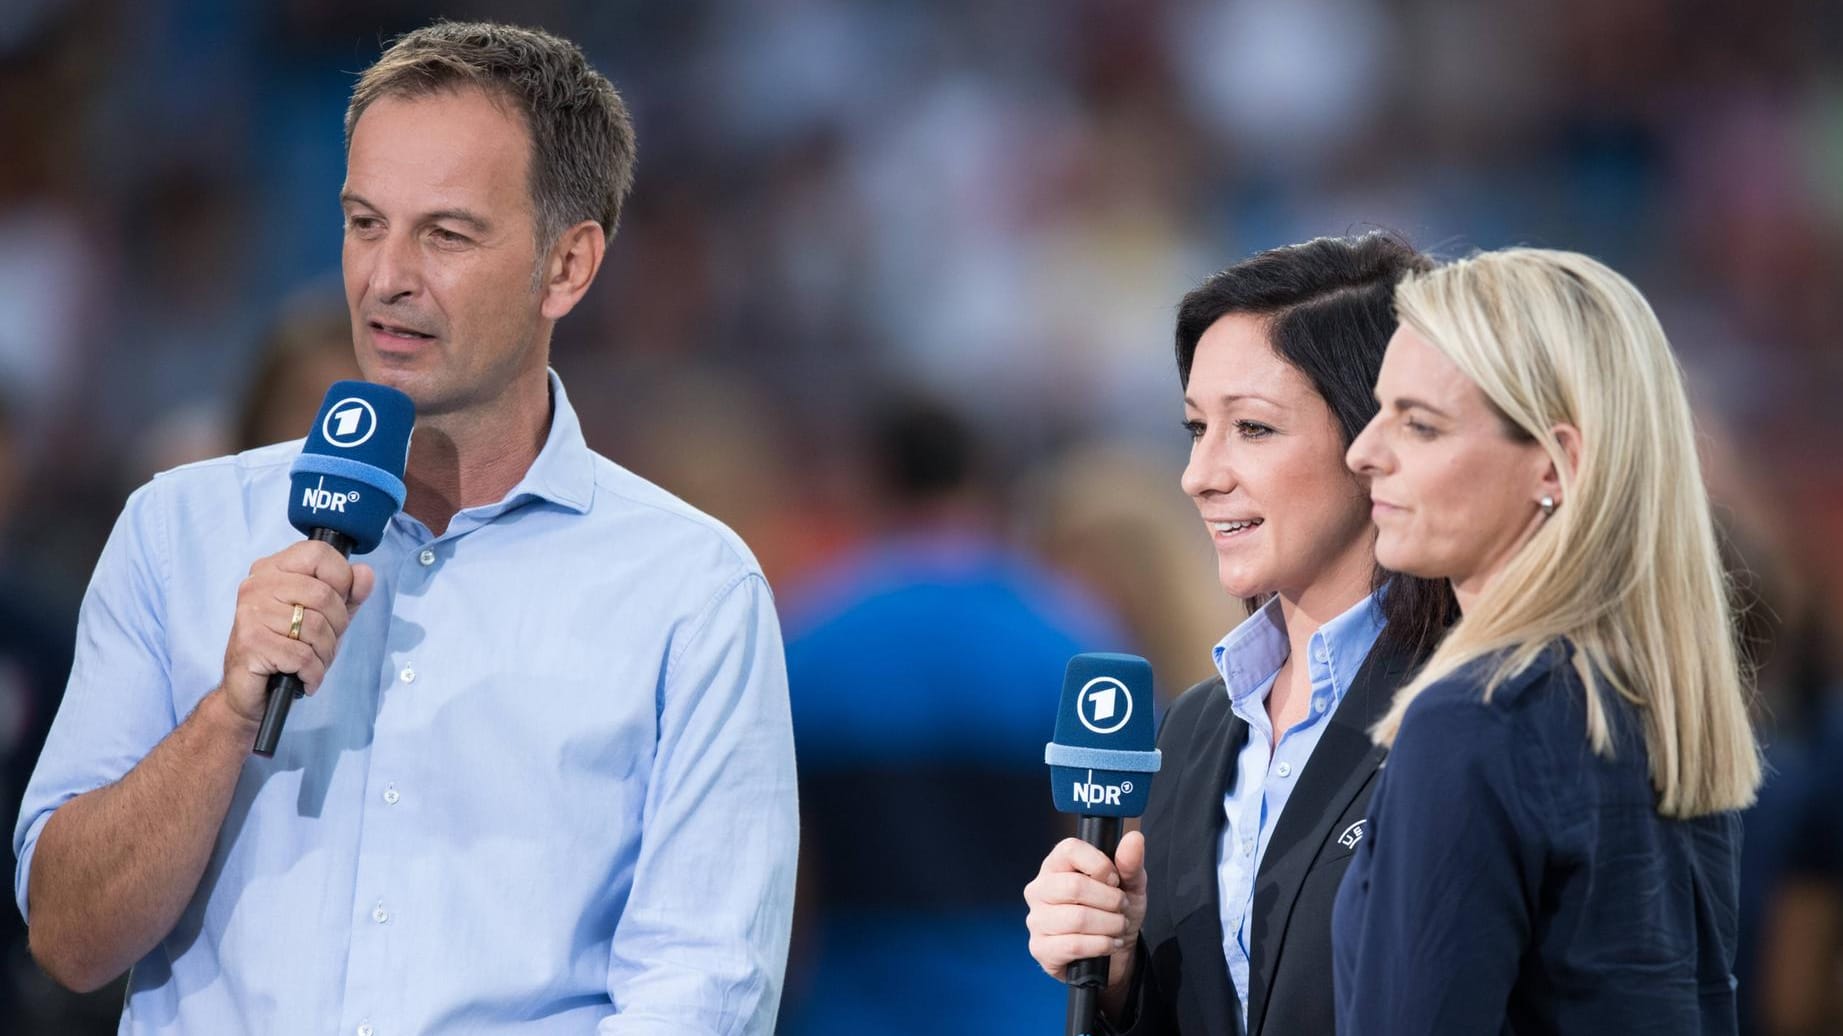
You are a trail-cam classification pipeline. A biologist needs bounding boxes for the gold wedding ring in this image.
[288,603,305,641]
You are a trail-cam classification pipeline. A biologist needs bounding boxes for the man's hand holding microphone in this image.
[218,540,374,730]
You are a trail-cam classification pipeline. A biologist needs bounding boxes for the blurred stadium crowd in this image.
[1,0,1840,1033]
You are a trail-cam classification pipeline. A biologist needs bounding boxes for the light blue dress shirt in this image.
[13,372,799,1035]
[1213,592,1384,1034]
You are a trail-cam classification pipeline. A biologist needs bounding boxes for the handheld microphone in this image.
[252,380,413,757]
[1045,653,1160,1036]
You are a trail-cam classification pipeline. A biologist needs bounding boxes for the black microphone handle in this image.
[251,528,356,757]
[1065,813,1125,1036]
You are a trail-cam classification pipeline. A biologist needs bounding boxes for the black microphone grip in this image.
[251,528,356,757]
[1065,813,1125,1036]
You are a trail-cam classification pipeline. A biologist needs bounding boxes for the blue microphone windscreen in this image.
[286,380,414,553]
[1046,652,1160,818]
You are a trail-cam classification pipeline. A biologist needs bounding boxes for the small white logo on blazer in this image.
[1338,819,1367,849]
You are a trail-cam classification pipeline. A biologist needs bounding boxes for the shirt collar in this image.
[1211,592,1388,709]
[500,368,595,515]
[1212,597,1289,705]
[1307,592,1387,711]
[395,368,596,533]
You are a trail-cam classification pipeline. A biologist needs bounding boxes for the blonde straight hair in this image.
[1372,248,1760,818]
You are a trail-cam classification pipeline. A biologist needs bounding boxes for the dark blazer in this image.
[1107,631,1427,1036]
[1331,641,1744,1035]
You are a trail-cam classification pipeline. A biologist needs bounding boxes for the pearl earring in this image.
[1539,495,1556,518]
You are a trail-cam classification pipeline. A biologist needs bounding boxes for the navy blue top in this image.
[1332,641,1744,1035]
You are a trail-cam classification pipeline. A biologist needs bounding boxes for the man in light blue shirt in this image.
[1214,592,1384,1034]
[12,22,797,1034]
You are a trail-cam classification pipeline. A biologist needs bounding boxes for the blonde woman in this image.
[1334,248,1759,1034]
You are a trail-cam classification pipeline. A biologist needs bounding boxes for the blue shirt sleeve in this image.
[13,480,180,923]
[1335,688,1547,1034]
[600,571,799,1035]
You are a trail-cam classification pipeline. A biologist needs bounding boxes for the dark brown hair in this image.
[1176,232,1458,652]
[346,21,637,251]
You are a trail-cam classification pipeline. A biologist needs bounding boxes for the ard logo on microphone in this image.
[301,476,359,515]
[321,397,379,449]
[1077,676,1134,735]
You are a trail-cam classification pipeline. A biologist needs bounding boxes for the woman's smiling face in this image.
[1180,313,1376,608]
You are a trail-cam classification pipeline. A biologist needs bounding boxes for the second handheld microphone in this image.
[1046,652,1161,1036]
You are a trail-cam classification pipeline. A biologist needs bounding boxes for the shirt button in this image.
[383,786,400,805]
[1313,698,1327,713]
[418,548,436,567]
[1242,838,1255,856]
[400,666,416,684]
[358,1025,374,1036]
[372,903,389,924]
[1277,762,1293,778]
[1315,643,1330,663]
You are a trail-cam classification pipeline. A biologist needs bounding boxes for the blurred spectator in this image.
[1016,442,1239,703]
[778,393,1126,1034]
[231,290,363,451]
[0,392,91,1033]
[1705,418,1843,1036]
[120,288,361,483]
[560,355,861,590]
[1760,696,1843,1036]
[104,166,264,462]
[0,4,112,467]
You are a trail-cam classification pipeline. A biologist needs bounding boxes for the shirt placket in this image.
[1232,714,1273,957]
[338,529,449,1036]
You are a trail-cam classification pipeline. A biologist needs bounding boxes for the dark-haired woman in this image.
[1024,234,1456,1036]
